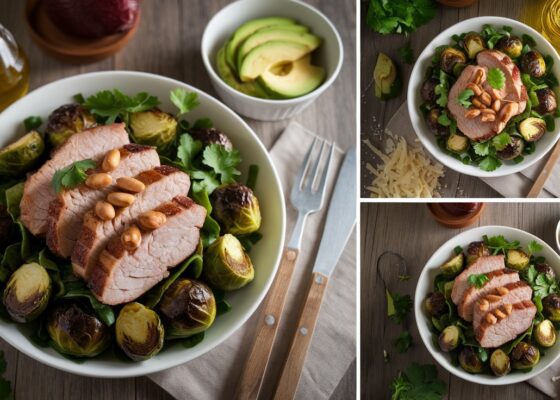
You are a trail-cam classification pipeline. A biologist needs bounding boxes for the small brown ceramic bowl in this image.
[427,203,486,229]
[24,0,141,64]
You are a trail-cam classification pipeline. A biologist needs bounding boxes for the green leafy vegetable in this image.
[170,88,200,116]
[236,232,263,252]
[435,70,450,107]
[62,289,115,326]
[52,159,97,194]
[387,290,412,324]
[366,0,437,35]
[5,183,24,221]
[467,273,489,288]
[473,141,490,157]
[399,43,414,64]
[202,144,241,184]
[454,246,463,255]
[483,235,521,254]
[393,330,414,353]
[487,67,506,89]
[491,132,511,151]
[177,134,203,171]
[23,116,42,132]
[190,189,220,247]
[83,89,160,124]
[478,155,501,172]
[246,165,259,190]
[437,111,451,127]
[181,332,205,348]
[523,265,559,298]
[457,89,474,108]
[528,240,543,255]
[0,351,12,400]
[390,363,446,400]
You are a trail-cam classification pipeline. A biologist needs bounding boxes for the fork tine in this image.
[315,142,334,196]
[293,137,318,191]
[305,139,326,190]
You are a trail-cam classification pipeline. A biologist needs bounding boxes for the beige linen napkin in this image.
[149,121,356,399]
[381,102,558,198]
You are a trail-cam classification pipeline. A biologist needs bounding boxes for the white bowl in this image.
[415,225,560,385]
[201,0,343,121]
[0,71,286,378]
[408,16,560,177]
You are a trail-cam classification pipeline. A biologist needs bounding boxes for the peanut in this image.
[486,313,498,325]
[503,304,513,315]
[474,69,484,85]
[496,286,509,296]
[472,98,485,109]
[490,90,503,101]
[102,149,120,172]
[85,173,112,189]
[479,299,489,312]
[95,201,115,221]
[498,102,519,121]
[466,83,482,96]
[481,108,496,115]
[494,309,507,320]
[116,177,145,193]
[480,92,492,106]
[107,192,135,207]
[138,211,167,230]
[486,294,501,303]
[492,99,501,112]
[481,113,496,122]
[121,225,142,251]
[465,109,481,119]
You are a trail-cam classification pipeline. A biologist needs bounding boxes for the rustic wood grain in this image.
[360,0,527,198]
[0,0,356,398]
[360,202,556,399]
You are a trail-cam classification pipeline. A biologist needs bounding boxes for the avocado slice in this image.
[225,17,296,70]
[373,53,402,100]
[239,41,310,82]
[236,26,318,71]
[216,45,269,98]
[258,55,325,98]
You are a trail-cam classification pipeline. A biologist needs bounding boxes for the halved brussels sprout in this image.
[535,319,557,348]
[425,108,449,136]
[459,346,484,374]
[0,131,45,177]
[189,128,233,150]
[466,241,490,265]
[543,294,560,323]
[2,263,51,323]
[129,109,178,153]
[440,47,467,74]
[46,104,96,147]
[521,50,546,78]
[438,325,460,352]
[497,136,524,160]
[505,248,530,271]
[116,302,164,361]
[519,117,546,142]
[446,134,469,154]
[490,349,511,376]
[158,279,216,339]
[534,88,557,115]
[463,32,486,59]
[440,253,464,277]
[425,292,446,318]
[204,234,254,291]
[47,302,111,357]
[496,36,523,59]
[211,183,261,235]
[511,342,540,370]
[421,78,439,104]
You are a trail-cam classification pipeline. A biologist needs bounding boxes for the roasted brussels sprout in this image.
[129,108,178,152]
[0,131,45,177]
[543,294,560,323]
[511,342,540,370]
[46,104,96,147]
[421,78,439,104]
[47,302,111,357]
[466,241,490,265]
[496,36,523,59]
[425,108,449,136]
[115,302,164,361]
[440,47,467,74]
[440,253,464,277]
[535,263,556,279]
[0,205,12,249]
[2,263,51,323]
[521,50,546,78]
[497,136,524,160]
[204,234,254,291]
[490,349,511,376]
[425,292,446,318]
[459,346,484,374]
[505,248,530,271]
[189,128,233,150]
[374,52,402,100]
[535,320,557,348]
[158,279,216,339]
[438,325,460,352]
[534,88,557,115]
[463,32,486,59]
[211,183,261,235]
[519,117,546,142]
[446,134,469,154]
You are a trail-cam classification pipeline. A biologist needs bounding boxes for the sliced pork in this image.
[476,300,536,348]
[451,255,505,305]
[88,196,206,305]
[72,166,191,279]
[20,123,129,236]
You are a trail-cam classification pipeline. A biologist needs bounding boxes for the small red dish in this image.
[427,203,485,228]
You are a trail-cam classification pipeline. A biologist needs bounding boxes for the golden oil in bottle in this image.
[522,0,560,53]
[0,25,29,112]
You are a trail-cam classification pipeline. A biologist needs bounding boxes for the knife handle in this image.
[273,272,329,400]
[234,247,299,400]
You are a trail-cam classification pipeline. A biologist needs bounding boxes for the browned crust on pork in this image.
[476,300,535,342]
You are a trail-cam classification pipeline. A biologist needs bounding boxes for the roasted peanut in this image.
[492,99,501,112]
[116,177,145,193]
[494,309,507,320]
[121,225,142,251]
[465,109,481,119]
[466,83,483,96]
[95,201,115,221]
[503,304,513,315]
[481,113,496,122]
[472,98,485,109]
[85,173,112,189]
[479,299,489,312]
[480,92,492,106]
[487,294,501,303]
[481,108,496,115]
[102,149,121,172]
[486,313,498,324]
[474,69,484,85]
[107,192,135,207]
[498,102,519,122]
[496,286,509,296]
[138,211,167,230]
[490,90,503,101]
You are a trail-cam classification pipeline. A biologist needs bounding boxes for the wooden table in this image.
[0,1,356,399]
[360,202,559,399]
[360,0,530,198]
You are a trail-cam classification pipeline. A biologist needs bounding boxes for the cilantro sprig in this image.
[83,89,160,124]
[483,235,520,255]
[487,67,506,90]
[524,264,559,298]
[52,159,97,194]
[366,0,437,35]
[467,273,489,288]
[457,89,474,108]
[386,290,412,324]
[170,88,200,116]
[528,240,543,255]
[390,363,446,400]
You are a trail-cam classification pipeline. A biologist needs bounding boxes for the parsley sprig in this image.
[483,235,520,255]
[457,89,474,108]
[524,264,559,298]
[83,89,160,124]
[386,290,412,324]
[467,273,489,288]
[487,67,506,90]
[52,159,97,193]
[390,363,446,400]
[366,0,437,35]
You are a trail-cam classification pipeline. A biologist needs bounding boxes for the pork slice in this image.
[88,196,206,305]
[46,144,160,258]
[447,65,496,141]
[458,269,519,321]
[451,255,505,305]
[476,300,536,348]
[20,124,129,236]
[72,166,191,279]
[472,281,532,330]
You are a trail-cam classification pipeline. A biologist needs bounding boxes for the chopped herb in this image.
[83,89,160,124]
[483,235,521,254]
[437,111,451,127]
[170,88,200,116]
[522,33,537,47]
[528,240,543,255]
[491,132,511,151]
[73,93,85,104]
[478,155,501,172]
[393,330,414,353]
[467,273,489,288]
[487,67,506,89]
[523,265,559,298]
[366,0,437,35]
[386,290,412,324]
[390,363,446,400]
[51,159,97,194]
[473,141,490,157]
[454,246,463,255]
[202,144,241,184]
[23,116,42,131]
[435,70,450,107]
[457,89,474,108]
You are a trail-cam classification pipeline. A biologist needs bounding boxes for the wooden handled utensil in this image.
[527,140,560,198]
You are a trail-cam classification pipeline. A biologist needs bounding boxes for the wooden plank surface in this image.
[360,0,528,198]
[0,0,356,399]
[360,202,556,399]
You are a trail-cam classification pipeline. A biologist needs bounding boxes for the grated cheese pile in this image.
[364,134,444,198]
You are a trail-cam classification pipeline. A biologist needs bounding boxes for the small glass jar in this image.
[0,24,29,111]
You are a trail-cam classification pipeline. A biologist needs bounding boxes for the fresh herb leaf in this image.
[454,246,463,255]
[435,70,450,107]
[202,144,241,184]
[366,0,437,35]
[73,93,85,104]
[457,89,474,108]
[473,141,490,156]
[528,240,543,255]
[190,189,220,247]
[236,232,263,252]
[467,273,489,288]
[176,134,203,171]
[23,116,42,131]
[399,43,414,64]
[522,33,537,47]
[483,235,520,254]
[491,132,511,151]
[393,330,414,353]
[192,118,213,130]
[390,363,446,400]
[487,68,506,89]
[51,159,97,193]
[170,88,200,116]
[83,89,160,124]
[437,111,451,127]
[479,155,501,172]
[246,165,259,190]
[62,289,115,326]
[386,290,412,324]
